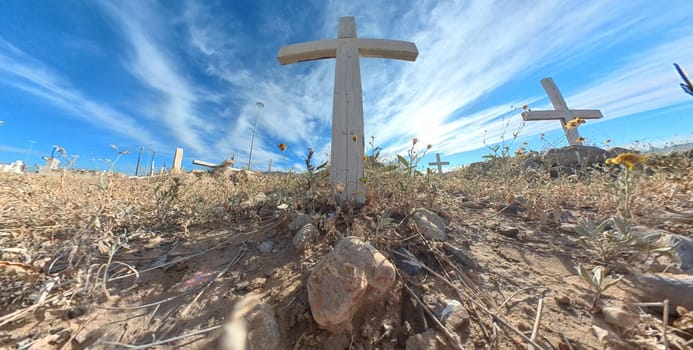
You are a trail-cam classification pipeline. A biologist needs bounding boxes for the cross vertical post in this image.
[277,17,418,206]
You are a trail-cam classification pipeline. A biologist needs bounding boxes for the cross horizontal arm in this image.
[277,38,418,65]
[277,40,339,65]
[348,39,418,61]
[521,109,603,121]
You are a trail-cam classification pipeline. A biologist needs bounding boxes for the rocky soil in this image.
[1,151,692,349]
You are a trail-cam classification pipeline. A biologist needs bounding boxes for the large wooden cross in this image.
[521,78,603,146]
[277,16,418,205]
[428,153,449,174]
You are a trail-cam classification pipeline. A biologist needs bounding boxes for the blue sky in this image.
[0,1,692,174]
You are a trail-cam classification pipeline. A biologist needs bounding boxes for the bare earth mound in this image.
[1,151,692,349]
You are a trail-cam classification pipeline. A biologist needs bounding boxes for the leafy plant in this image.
[304,148,328,191]
[395,138,431,191]
[575,216,677,266]
[577,264,623,311]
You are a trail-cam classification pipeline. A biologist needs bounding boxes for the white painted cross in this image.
[521,78,603,146]
[278,16,418,206]
[172,147,184,172]
[428,153,449,174]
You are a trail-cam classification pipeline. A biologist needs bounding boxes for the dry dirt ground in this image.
[0,156,692,349]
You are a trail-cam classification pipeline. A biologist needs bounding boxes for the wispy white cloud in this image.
[567,32,693,121]
[0,144,29,155]
[0,38,157,145]
[6,1,690,170]
[97,1,211,155]
[310,1,693,159]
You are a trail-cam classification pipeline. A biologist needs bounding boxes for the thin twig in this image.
[392,249,547,350]
[399,272,465,350]
[96,289,196,310]
[181,249,245,317]
[497,286,548,313]
[528,298,544,350]
[100,324,222,349]
[59,314,98,350]
[560,332,575,350]
[663,299,669,350]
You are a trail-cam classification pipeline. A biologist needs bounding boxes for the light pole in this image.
[247,101,264,170]
[25,140,36,164]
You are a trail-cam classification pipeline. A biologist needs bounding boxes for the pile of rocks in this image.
[0,160,25,174]
[523,145,633,177]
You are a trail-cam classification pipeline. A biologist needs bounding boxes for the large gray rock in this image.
[523,145,637,177]
[411,208,448,241]
[307,237,396,333]
[625,273,693,310]
[545,145,612,167]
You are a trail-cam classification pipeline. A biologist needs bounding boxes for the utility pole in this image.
[247,101,264,170]
[135,146,144,176]
[149,150,156,176]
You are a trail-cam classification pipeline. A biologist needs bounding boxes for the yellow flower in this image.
[576,136,585,143]
[566,117,585,129]
[352,135,358,143]
[278,143,287,151]
[605,153,647,170]
[361,155,367,161]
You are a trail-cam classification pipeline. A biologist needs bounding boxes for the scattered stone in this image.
[601,305,640,331]
[289,213,312,231]
[393,248,423,275]
[553,294,571,307]
[246,303,281,350]
[439,299,469,331]
[411,208,448,241]
[422,294,469,333]
[405,329,440,350]
[657,233,693,273]
[235,281,250,293]
[591,325,628,349]
[442,242,476,269]
[293,224,319,252]
[67,307,85,319]
[307,236,396,333]
[257,240,274,254]
[461,201,485,209]
[497,226,519,239]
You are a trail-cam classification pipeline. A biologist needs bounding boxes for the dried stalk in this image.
[528,298,544,350]
[100,324,222,349]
